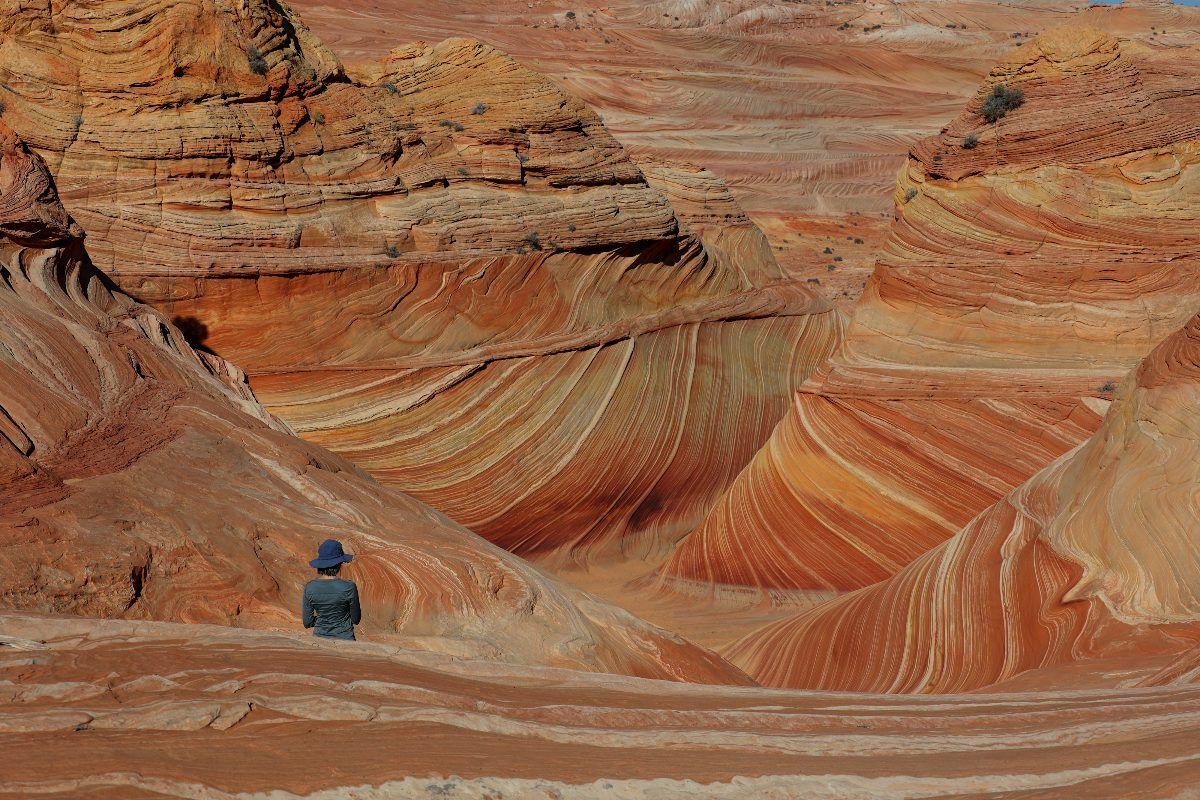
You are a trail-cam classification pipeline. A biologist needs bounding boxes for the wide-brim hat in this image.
[310,538,354,569]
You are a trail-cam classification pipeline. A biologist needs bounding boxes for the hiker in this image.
[302,539,362,641]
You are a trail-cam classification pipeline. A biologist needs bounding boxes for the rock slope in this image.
[0,121,749,683]
[727,306,1200,692]
[0,0,841,567]
[4,612,1200,799]
[660,27,1200,596]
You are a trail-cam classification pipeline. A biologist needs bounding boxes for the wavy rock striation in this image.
[4,613,1200,798]
[0,122,750,683]
[661,27,1200,595]
[0,0,840,566]
[727,308,1200,692]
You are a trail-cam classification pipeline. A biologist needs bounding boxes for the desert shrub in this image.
[980,85,1024,123]
[962,133,979,149]
[471,102,488,115]
[834,256,843,262]
[565,10,576,19]
[383,82,399,95]
[312,110,325,125]
[1098,380,1117,393]
[247,45,268,76]
[806,277,821,284]
[439,119,465,132]
[526,231,543,251]
[904,188,918,202]
[853,237,863,244]
[823,246,833,254]
[384,244,400,259]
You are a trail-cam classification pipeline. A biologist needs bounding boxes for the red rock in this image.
[0,0,841,566]
[660,26,1200,596]
[0,119,750,683]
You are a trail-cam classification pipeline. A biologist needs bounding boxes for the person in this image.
[302,539,362,641]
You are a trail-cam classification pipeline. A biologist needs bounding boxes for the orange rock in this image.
[661,27,1200,594]
[727,310,1200,692]
[0,0,841,566]
[0,120,750,683]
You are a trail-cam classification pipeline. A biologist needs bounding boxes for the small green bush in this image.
[904,188,918,202]
[962,133,979,149]
[312,110,325,125]
[980,85,1024,123]
[823,246,833,254]
[526,231,543,251]
[471,102,488,116]
[384,244,400,259]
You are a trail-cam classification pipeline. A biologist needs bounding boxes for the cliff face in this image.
[0,121,751,683]
[0,0,840,566]
[661,28,1200,595]
[726,309,1200,693]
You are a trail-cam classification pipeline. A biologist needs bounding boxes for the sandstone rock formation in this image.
[289,0,1200,305]
[660,27,1200,596]
[0,121,751,683]
[0,0,841,567]
[727,307,1200,692]
[4,612,1200,798]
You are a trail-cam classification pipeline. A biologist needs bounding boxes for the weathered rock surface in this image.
[289,0,1200,305]
[4,612,1200,798]
[727,307,1200,692]
[0,0,840,567]
[0,121,750,683]
[660,27,1200,596]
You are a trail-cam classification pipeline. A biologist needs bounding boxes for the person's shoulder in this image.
[336,578,358,591]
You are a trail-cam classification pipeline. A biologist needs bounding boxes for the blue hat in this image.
[310,539,354,569]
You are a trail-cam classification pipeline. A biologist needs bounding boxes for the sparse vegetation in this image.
[384,244,401,259]
[247,45,268,76]
[311,110,325,125]
[834,256,843,262]
[1099,380,1117,394]
[383,81,399,95]
[980,84,1025,123]
[827,264,837,271]
[526,231,543,251]
[471,102,488,116]
[962,133,979,149]
[823,246,833,254]
[806,277,821,284]
[904,188,918,202]
[565,10,576,19]
[853,237,864,244]
[568,224,577,232]
[0,100,5,116]
[439,119,466,132]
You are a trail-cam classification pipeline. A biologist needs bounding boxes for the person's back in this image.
[302,539,362,641]
[302,576,361,640]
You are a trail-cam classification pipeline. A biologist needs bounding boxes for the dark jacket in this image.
[302,578,361,640]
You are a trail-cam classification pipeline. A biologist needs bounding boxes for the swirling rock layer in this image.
[288,0,1200,304]
[727,309,1200,692]
[661,27,1200,595]
[4,612,1200,799]
[0,0,840,566]
[0,121,749,683]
